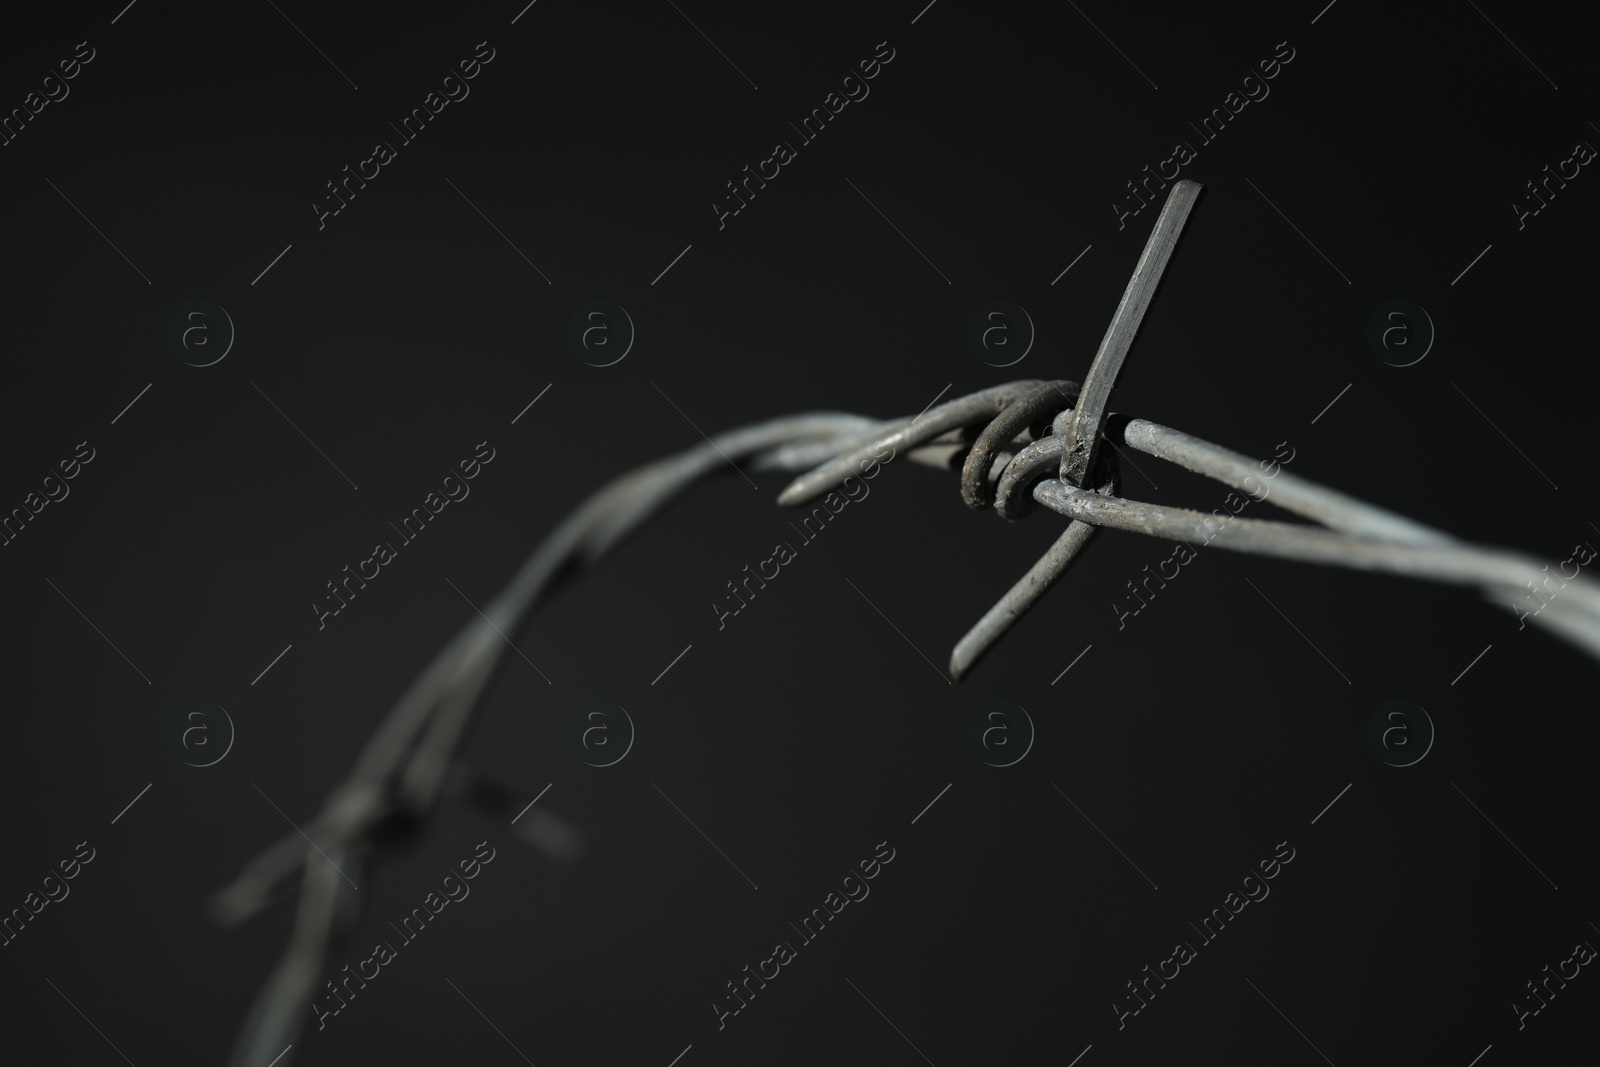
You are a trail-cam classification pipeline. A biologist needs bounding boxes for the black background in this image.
[1,1,1596,1065]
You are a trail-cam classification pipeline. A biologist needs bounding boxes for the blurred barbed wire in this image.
[218,181,1600,1066]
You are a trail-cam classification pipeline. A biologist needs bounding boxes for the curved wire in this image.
[218,383,1599,1066]
[218,412,892,1067]
[771,392,1600,675]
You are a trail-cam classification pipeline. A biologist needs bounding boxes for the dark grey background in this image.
[1,1,1596,1064]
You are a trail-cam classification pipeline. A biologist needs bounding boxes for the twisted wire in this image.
[216,177,1593,1065]
[217,384,1597,1066]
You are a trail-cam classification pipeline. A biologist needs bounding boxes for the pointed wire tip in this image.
[775,484,807,507]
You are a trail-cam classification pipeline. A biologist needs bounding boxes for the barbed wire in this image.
[216,182,1597,1066]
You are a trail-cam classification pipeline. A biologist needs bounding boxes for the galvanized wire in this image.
[217,178,1596,1065]
[218,384,1600,1065]
[774,392,1600,675]
[216,412,901,1067]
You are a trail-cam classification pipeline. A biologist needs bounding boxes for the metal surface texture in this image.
[1059,178,1203,488]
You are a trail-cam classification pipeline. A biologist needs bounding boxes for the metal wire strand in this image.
[776,380,1053,506]
[217,158,1599,1066]
[1120,419,1455,548]
[949,447,1119,679]
[959,380,1078,509]
[993,434,1067,521]
[1112,417,1600,640]
[219,384,1600,1067]
[1031,418,1600,660]
[763,384,1600,670]
[1060,179,1203,486]
[1035,481,1600,642]
[217,411,894,1067]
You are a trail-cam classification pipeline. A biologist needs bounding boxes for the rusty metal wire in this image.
[217,181,1598,1066]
